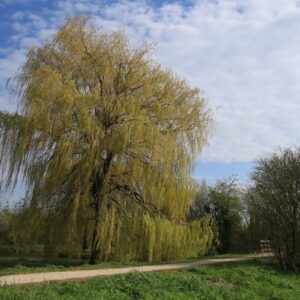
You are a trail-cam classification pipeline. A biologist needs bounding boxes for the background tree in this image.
[244,188,267,253]
[0,209,14,253]
[251,148,300,270]
[208,176,245,253]
[188,180,219,254]
[189,177,250,254]
[0,17,212,263]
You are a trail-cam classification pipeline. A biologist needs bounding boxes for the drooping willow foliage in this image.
[0,17,213,263]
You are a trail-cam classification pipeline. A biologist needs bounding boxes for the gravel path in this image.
[0,254,270,286]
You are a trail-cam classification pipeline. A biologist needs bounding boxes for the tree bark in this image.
[89,153,113,265]
[90,216,101,264]
[82,224,88,251]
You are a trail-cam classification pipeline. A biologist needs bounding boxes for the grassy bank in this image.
[0,261,299,299]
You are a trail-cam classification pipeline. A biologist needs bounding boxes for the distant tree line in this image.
[190,147,300,272]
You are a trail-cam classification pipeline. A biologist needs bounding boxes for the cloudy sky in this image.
[1,0,300,190]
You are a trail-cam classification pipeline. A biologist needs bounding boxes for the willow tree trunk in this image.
[90,205,101,264]
[82,224,88,251]
[89,154,113,265]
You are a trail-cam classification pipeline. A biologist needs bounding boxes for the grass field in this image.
[0,261,299,299]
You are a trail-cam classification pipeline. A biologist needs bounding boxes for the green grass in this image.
[0,261,299,299]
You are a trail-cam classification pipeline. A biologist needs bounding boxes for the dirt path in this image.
[0,254,270,286]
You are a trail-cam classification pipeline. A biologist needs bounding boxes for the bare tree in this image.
[251,148,300,270]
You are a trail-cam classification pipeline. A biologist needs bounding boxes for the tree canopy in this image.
[0,17,212,263]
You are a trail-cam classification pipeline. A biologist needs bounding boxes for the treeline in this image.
[196,147,300,272]
[1,147,300,271]
[0,176,254,261]
[192,147,300,273]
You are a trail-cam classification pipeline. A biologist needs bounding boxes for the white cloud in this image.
[37,29,56,41]
[19,36,41,48]
[11,22,28,35]
[0,49,25,82]
[0,49,26,111]
[1,0,300,162]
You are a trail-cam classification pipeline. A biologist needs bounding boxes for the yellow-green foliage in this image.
[93,206,213,262]
[0,17,213,262]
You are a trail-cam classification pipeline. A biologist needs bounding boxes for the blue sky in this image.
[1,0,300,200]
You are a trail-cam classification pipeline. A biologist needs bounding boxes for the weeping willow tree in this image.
[0,17,212,264]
